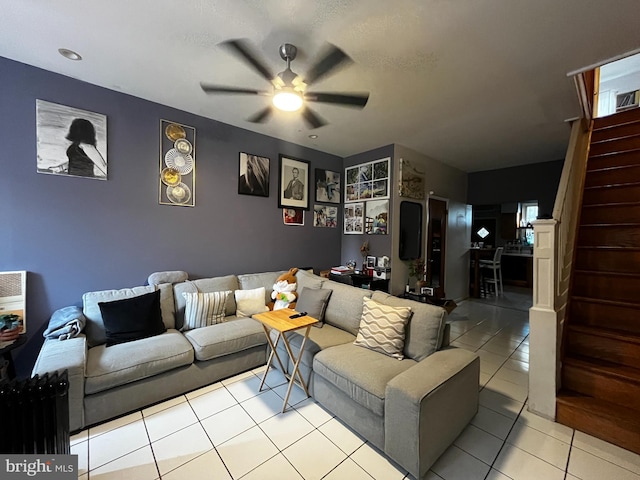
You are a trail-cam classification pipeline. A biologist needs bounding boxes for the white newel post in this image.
[528,219,560,419]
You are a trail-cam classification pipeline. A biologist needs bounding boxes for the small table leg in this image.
[280,326,313,413]
[258,326,288,392]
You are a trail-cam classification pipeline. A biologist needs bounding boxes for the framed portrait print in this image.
[344,202,364,234]
[315,168,341,204]
[238,152,269,197]
[279,155,310,210]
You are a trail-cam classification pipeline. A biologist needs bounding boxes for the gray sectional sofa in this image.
[32,268,479,479]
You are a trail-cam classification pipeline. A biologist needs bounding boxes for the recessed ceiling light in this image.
[308,134,318,139]
[58,48,82,61]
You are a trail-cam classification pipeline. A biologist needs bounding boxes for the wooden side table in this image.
[252,309,319,412]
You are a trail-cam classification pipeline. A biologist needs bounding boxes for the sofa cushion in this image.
[354,297,411,360]
[148,270,188,286]
[295,269,324,291]
[238,271,284,304]
[371,292,447,361]
[322,279,374,335]
[85,329,193,395]
[182,290,231,330]
[183,317,267,361]
[295,287,332,327]
[313,343,416,416]
[174,276,240,329]
[99,290,166,347]
[84,285,156,347]
[235,287,269,317]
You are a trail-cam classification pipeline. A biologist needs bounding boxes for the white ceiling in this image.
[3,0,640,172]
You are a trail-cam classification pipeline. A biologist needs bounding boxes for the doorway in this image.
[427,198,447,298]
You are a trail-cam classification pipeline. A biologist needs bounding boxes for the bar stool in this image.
[480,247,504,296]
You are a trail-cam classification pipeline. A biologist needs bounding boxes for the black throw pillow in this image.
[99,290,166,347]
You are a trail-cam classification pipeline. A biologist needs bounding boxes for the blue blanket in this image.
[43,306,86,340]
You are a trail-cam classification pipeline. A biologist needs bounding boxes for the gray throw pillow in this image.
[295,287,332,327]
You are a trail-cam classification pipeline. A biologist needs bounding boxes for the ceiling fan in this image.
[200,39,369,129]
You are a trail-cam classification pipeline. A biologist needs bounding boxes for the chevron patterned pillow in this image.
[182,290,231,330]
[354,297,412,359]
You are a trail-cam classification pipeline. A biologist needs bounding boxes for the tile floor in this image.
[71,286,640,479]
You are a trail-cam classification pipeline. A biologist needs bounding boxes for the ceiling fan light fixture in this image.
[272,89,303,112]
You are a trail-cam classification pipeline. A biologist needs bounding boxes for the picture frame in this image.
[344,202,364,234]
[345,157,390,203]
[283,208,304,226]
[365,199,389,235]
[159,120,196,207]
[315,168,341,204]
[238,152,269,197]
[279,154,310,210]
[366,256,376,269]
[313,204,338,228]
[398,157,425,199]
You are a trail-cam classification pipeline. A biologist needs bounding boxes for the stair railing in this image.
[528,118,591,419]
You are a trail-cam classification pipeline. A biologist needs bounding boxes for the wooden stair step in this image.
[556,390,640,455]
[591,121,640,143]
[588,149,640,171]
[578,224,640,248]
[594,108,640,129]
[570,296,640,335]
[572,270,640,304]
[562,356,640,411]
[589,135,640,157]
[585,164,640,187]
[580,202,640,224]
[575,246,640,273]
[566,325,640,368]
[583,182,640,205]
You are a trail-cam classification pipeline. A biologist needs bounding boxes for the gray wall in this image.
[467,160,564,217]
[1,57,343,376]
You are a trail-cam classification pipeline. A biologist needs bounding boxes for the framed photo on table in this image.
[279,155,310,210]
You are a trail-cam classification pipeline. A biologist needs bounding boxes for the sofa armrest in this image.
[32,334,87,432]
[384,347,479,479]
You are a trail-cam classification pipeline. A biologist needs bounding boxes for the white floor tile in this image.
[225,374,265,403]
[471,406,517,440]
[479,389,524,419]
[162,450,231,480]
[454,424,503,465]
[484,378,528,403]
[188,385,238,420]
[516,408,573,444]
[451,341,478,353]
[88,411,143,440]
[493,366,528,387]
[261,366,289,388]
[572,431,640,475]
[283,430,347,480]
[144,401,198,442]
[216,425,279,479]
[151,422,213,476]
[79,474,88,480]
[506,422,570,470]
[294,398,334,427]
[201,403,256,446]
[431,445,491,480]
[493,443,565,480]
[71,429,88,446]
[241,389,287,424]
[509,350,529,363]
[479,372,493,388]
[89,445,158,480]
[318,417,366,455]
[272,381,311,407]
[477,350,509,370]
[241,453,303,480]
[141,394,186,417]
[485,469,513,480]
[350,442,407,480]
[568,446,640,480]
[259,408,315,450]
[71,439,88,477]
[89,418,149,470]
[324,458,375,480]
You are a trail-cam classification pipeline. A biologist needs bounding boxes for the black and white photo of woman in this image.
[238,153,269,196]
[65,118,107,178]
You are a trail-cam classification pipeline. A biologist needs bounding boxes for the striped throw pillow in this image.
[182,290,231,330]
[354,297,412,360]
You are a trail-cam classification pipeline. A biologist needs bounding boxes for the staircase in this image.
[556,107,640,454]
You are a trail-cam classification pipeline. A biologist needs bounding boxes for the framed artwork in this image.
[313,204,338,228]
[279,155,310,210]
[283,208,304,226]
[398,157,425,199]
[159,120,196,207]
[345,157,390,202]
[315,168,341,204]
[365,199,389,235]
[366,256,376,269]
[36,100,108,180]
[238,152,269,197]
[344,202,364,234]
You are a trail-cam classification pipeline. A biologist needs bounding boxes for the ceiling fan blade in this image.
[301,107,327,129]
[200,84,270,95]
[304,44,353,85]
[247,106,273,124]
[221,39,275,84]
[305,92,369,108]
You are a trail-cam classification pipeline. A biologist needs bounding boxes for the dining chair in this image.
[480,247,504,296]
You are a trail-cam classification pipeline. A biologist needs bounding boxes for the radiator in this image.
[0,370,70,454]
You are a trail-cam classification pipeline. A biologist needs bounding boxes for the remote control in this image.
[289,312,307,319]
